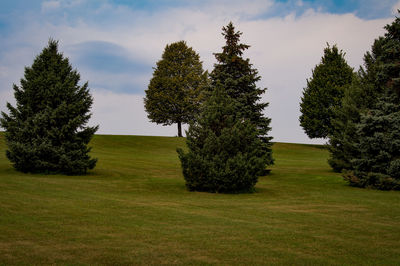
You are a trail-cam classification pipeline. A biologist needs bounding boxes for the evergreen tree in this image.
[328,38,386,172]
[345,95,400,190]
[177,84,266,193]
[144,41,208,137]
[299,44,354,139]
[0,39,98,175]
[327,79,360,172]
[210,22,273,168]
[343,14,400,190]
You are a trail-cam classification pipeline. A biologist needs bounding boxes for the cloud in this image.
[90,89,185,136]
[41,0,86,12]
[65,41,152,93]
[0,89,14,117]
[392,1,400,14]
[67,41,150,74]
[0,1,395,143]
[41,0,61,12]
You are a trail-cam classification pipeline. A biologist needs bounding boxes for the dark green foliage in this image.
[299,44,354,139]
[144,41,208,137]
[0,39,98,175]
[327,80,359,172]
[210,22,273,168]
[342,14,400,190]
[177,23,271,193]
[177,85,266,193]
[329,13,400,190]
[328,38,386,172]
[344,96,400,190]
[377,15,400,97]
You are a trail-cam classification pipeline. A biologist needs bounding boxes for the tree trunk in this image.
[177,121,182,137]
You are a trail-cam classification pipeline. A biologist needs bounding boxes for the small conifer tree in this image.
[0,39,98,175]
[177,84,266,193]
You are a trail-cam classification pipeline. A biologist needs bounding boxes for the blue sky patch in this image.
[68,41,149,74]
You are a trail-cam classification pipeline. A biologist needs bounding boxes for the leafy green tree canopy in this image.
[299,44,354,139]
[0,39,98,175]
[210,22,273,168]
[144,41,208,137]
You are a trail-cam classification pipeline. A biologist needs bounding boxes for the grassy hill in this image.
[0,134,399,265]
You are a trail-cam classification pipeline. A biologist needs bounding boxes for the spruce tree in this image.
[346,95,400,190]
[328,38,386,172]
[327,80,360,172]
[177,84,266,193]
[144,41,208,137]
[0,39,98,175]
[343,14,400,190]
[210,22,273,168]
[299,44,354,139]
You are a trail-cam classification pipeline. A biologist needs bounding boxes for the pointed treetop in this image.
[42,38,61,58]
[321,43,347,65]
[216,22,250,59]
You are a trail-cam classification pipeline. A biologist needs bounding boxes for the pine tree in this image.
[177,84,266,193]
[144,41,208,137]
[0,39,98,175]
[210,22,273,168]
[343,14,400,190]
[299,44,354,139]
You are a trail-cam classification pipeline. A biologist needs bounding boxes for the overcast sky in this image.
[1,0,399,144]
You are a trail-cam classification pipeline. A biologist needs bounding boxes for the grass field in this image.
[0,133,399,265]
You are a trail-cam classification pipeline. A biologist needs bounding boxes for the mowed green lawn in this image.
[0,133,399,265]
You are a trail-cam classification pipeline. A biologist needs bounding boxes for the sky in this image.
[0,0,399,144]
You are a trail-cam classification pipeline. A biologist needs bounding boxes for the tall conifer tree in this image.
[328,38,386,172]
[177,84,266,193]
[0,40,98,175]
[343,14,400,190]
[210,22,273,168]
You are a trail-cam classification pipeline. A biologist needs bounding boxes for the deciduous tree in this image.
[144,41,208,137]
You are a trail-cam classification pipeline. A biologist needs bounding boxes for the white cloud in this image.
[41,0,61,12]
[0,89,15,116]
[392,1,400,14]
[198,0,274,19]
[296,0,304,7]
[90,90,185,136]
[41,0,86,12]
